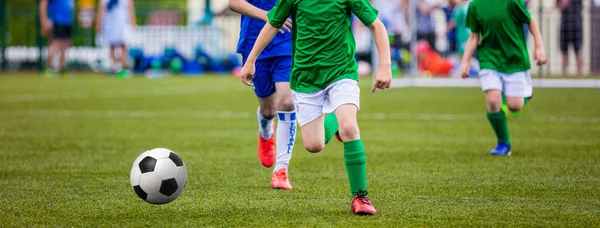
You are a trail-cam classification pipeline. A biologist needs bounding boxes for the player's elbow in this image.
[228,0,241,12]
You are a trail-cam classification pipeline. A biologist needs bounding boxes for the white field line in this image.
[0,85,245,103]
[1,110,599,123]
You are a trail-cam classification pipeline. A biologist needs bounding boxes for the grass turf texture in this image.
[0,73,599,227]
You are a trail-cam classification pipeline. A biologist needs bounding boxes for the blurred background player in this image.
[239,0,392,215]
[228,0,296,190]
[96,0,136,78]
[461,0,546,156]
[39,0,74,77]
[416,0,441,50]
[556,0,583,76]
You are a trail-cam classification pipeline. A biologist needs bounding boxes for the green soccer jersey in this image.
[453,1,471,55]
[267,0,379,93]
[466,0,531,74]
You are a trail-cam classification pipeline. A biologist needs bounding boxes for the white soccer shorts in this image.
[292,79,360,127]
[479,69,533,97]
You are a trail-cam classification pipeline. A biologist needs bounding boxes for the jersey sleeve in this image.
[350,0,379,26]
[465,3,478,33]
[510,0,531,24]
[267,0,294,28]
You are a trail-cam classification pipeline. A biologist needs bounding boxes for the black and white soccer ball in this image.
[130,148,187,204]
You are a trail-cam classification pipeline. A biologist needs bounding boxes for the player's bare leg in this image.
[575,51,583,77]
[299,114,325,153]
[57,39,71,76]
[109,46,117,73]
[334,104,376,215]
[561,53,569,76]
[486,90,511,156]
[45,40,57,77]
[270,82,296,190]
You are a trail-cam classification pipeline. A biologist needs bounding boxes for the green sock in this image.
[324,113,338,144]
[487,110,510,144]
[524,97,530,106]
[344,139,368,198]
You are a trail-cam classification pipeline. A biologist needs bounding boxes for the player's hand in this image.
[240,63,255,87]
[279,18,293,34]
[371,66,392,93]
[41,19,53,36]
[460,60,470,79]
[534,46,547,66]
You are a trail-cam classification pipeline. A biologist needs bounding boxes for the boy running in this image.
[229,0,297,190]
[239,0,392,215]
[461,0,547,156]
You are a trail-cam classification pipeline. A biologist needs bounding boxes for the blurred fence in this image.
[0,0,599,77]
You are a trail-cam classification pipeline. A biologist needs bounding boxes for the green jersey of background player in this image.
[461,0,547,156]
[239,0,392,216]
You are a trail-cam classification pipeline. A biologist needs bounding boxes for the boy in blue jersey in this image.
[229,0,296,190]
[40,0,74,77]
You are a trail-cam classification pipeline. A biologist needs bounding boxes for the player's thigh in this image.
[293,90,326,152]
[333,104,359,141]
[503,71,532,110]
[248,57,277,108]
[324,79,360,140]
[479,69,503,93]
[503,71,531,98]
[272,57,294,110]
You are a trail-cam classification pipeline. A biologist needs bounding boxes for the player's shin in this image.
[257,106,275,140]
[274,111,297,172]
[344,139,368,198]
[487,110,511,145]
[324,113,339,144]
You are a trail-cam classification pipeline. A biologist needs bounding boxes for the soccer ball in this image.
[129,148,187,204]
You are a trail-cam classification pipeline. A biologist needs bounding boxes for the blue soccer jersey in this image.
[48,0,74,26]
[236,0,292,60]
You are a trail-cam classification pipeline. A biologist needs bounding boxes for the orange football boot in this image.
[271,168,292,190]
[351,191,377,215]
[258,125,275,167]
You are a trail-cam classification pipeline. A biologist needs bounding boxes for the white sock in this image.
[274,111,297,173]
[257,106,274,140]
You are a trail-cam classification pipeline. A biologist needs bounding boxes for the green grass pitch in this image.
[0,73,599,227]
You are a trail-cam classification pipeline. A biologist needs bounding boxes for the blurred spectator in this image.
[373,0,409,49]
[40,0,74,77]
[442,0,457,55]
[416,0,441,51]
[556,0,583,76]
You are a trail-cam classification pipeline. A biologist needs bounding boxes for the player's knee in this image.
[260,107,277,119]
[486,97,502,112]
[338,122,360,141]
[304,142,324,153]
[507,103,523,112]
[277,96,295,112]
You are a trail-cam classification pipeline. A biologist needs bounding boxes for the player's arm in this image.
[96,1,106,34]
[460,32,480,79]
[228,0,291,33]
[39,0,51,32]
[128,0,137,27]
[239,0,293,86]
[368,19,393,93]
[351,0,392,92]
[528,18,547,65]
[239,24,279,86]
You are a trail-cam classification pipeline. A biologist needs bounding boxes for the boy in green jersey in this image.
[461,0,547,156]
[239,0,392,215]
